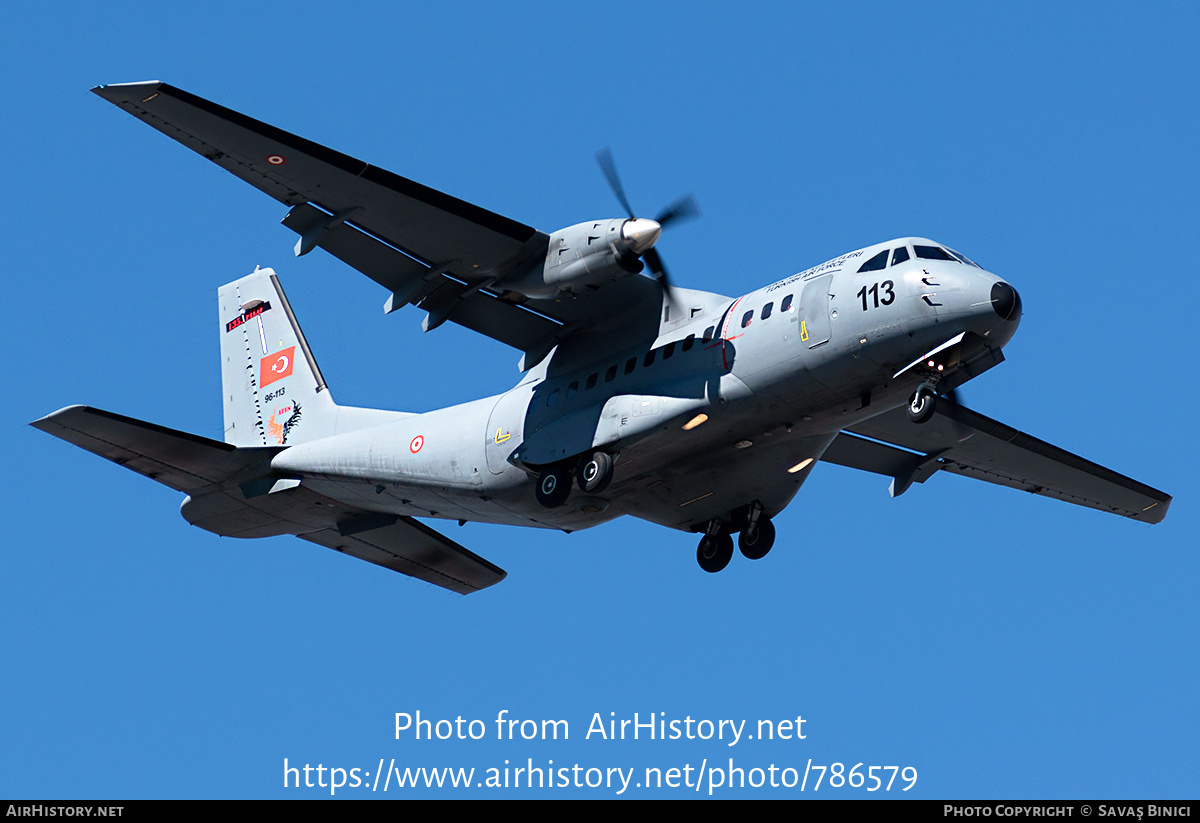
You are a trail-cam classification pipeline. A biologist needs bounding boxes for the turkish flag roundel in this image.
[260,346,296,387]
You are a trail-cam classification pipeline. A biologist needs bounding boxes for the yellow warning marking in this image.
[800,320,809,341]
[494,428,510,444]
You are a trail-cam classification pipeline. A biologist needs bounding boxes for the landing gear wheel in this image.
[575,451,614,493]
[738,518,776,560]
[697,533,734,573]
[906,386,937,424]
[535,466,571,508]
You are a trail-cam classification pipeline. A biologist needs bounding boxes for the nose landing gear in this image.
[906,382,938,424]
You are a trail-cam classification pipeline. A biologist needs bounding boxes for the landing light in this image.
[787,458,814,474]
[682,413,708,431]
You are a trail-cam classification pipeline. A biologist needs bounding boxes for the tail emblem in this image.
[260,346,296,387]
[267,403,302,445]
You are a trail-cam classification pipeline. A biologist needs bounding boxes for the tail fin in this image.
[219,267,342,446]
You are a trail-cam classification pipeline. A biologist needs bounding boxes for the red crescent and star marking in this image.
[409,435,424,454]
[259,346,296,387]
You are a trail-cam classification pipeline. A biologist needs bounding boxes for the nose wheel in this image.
[906,384,938,424]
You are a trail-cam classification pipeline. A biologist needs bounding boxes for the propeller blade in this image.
[595,147,635,218]
[644,247,681,313]
[654,194,701,228]
[643,247,670,288]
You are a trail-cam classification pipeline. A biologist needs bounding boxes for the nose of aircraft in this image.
[990,280,1021,322]
[972,272,1022,347]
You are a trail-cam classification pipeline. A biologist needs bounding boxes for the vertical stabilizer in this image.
[218,267,337,446]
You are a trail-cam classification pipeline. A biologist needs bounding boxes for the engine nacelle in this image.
[503,218,659,299]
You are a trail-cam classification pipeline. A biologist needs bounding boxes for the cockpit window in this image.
[857,250,889,273]
[945,246,981,268]
[890,246,909,266]
[914,245,956,262]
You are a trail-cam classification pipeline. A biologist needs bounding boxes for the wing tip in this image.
[92,81,165,101]
[1134,495,1172,524]
[30,404,91,431]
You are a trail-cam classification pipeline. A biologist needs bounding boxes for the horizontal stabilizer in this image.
[31,405,277,493]
[299,516,506,594]
[824,398,1171,524]
[33,405,506,593]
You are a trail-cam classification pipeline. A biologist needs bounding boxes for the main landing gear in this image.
[738,517,776,561]
[697,532,734,573]
[696,505,777,573]
[534,451,615,508]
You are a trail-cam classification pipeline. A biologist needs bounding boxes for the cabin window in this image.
[605,365,617,383]
[682,334,695,351]
[624,357,637,375]
[703,326,715,342]
[567,381,578,399]
[663,341,676,359]
[644,350,656,367]
[741,310,754,328]
[891,246,910,266]
[781,295,793,312]
[857,249,889,272]
[547,389,559,407]
[586,373,598,390]
[761,302,773,320]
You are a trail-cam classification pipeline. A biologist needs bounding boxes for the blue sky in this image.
[3,2,1196,799]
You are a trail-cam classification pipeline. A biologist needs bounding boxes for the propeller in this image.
[595,148,700,293]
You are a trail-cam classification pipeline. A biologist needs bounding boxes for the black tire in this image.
[906,387,937,424]
[575,451,614,493]
[697,533,734,573]
[738,518,776,560]
[535,466,571,508]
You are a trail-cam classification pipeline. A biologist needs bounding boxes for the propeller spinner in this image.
[595,148,700,292]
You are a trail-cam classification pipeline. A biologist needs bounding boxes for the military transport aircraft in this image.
[32,82,1171,594]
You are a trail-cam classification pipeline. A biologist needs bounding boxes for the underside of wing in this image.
[92,82,672,369]
[822,398,1171,524]
[92,82,543,274]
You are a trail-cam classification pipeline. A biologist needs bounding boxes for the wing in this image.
[821,398,1171,524]
[92,81,663,367]
[32,406,504,593]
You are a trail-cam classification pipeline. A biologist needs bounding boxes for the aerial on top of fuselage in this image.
[763,237,983,296]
